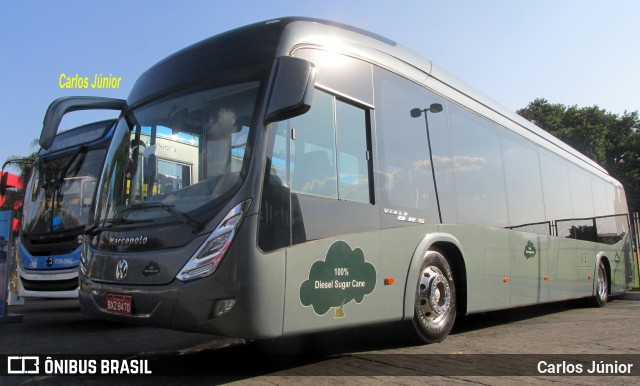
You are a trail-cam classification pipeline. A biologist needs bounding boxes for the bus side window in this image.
[259,89,375,250]
[290,89,371,204]
[374,68,450,226]
[259,120,292,252]
[290,90,337,199]
[336,100,370,203]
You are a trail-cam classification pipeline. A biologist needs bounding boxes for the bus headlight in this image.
[176,200,251,282]
[80,241,88,276]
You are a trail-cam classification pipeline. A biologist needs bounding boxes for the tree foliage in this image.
[517,99,640,211]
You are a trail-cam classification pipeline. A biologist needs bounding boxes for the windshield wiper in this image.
[85,217,154,235]
[128,202,203,233]
[51,146,87,187]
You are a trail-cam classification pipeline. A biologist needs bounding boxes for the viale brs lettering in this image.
[383,208,425,224]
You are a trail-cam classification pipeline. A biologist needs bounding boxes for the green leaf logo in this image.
[299,241,376,317]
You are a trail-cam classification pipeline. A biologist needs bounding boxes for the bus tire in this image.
[591,260,608,307]
[411,249,456,343]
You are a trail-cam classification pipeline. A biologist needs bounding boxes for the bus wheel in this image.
[412,249,456,343]
[591,261,608,307]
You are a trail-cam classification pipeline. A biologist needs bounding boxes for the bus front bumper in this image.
[78,275,262,338]
[17,265,79,298]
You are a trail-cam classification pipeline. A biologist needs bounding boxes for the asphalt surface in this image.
[1,291,639,385]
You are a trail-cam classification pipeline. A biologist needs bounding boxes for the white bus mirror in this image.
[264,56,316,123]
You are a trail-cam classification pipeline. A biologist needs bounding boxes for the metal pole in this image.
[0,209,22,323]
[423,111,443,224]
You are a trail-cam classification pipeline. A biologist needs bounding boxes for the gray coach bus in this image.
[65,18,632,343]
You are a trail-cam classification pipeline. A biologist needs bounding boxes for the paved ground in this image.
[1,291,639,385]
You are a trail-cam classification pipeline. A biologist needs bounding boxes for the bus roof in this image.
[274,17,611,179]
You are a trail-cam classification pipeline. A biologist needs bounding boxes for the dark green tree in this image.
[517,99,640,211]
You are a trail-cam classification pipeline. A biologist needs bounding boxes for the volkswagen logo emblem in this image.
[115,259,129,281]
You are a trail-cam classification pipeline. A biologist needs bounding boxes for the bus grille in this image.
[21,277,79,292]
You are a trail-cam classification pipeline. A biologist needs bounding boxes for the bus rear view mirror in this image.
[40,96,126,150]
[0,172,7,197]
[265,56,316,123]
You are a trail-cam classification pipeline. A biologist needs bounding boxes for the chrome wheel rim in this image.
[417,266,451,325]
[597,265,607,300]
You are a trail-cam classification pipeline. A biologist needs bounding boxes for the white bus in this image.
[62,18,633,342]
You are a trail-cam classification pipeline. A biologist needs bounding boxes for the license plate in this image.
[106,294,132,315]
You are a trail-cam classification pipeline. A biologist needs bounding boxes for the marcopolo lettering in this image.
[109,236,149,247]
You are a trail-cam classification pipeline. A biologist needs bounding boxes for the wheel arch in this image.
[403,233,468,320]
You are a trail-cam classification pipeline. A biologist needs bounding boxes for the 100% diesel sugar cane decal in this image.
[300,241,376,318]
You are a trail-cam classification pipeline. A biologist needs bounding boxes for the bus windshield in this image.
[95,80,260,227]
[22,148,105,235]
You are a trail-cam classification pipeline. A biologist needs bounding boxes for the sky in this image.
[1,0,639,174]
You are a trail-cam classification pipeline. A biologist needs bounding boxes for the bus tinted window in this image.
[569,165,595,219]
[450,105,508,228]
[539,149,574,230]
[374,69,450,225]
[595,215,628,245]
[290,89,371,203]
[336,100,369,203]
[291,90,337,199]
[591,177,613,218]
[502,132,547,232]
